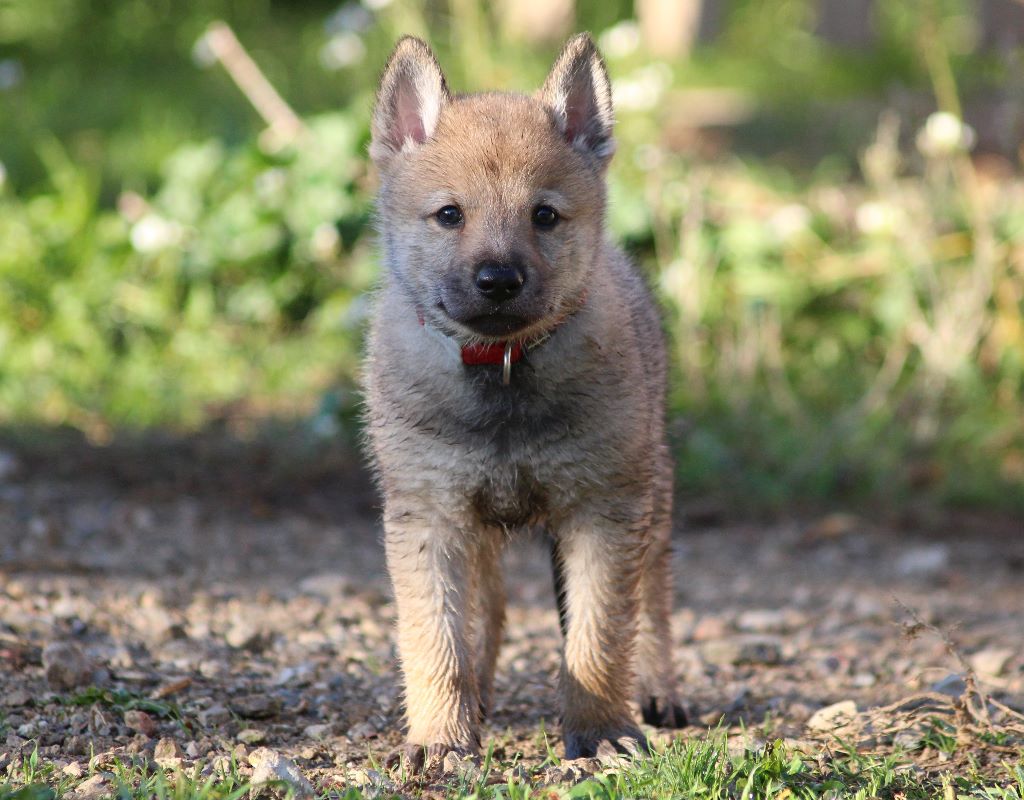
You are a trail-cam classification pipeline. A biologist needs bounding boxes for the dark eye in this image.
[435,205,464,227]
[532,205,559,228]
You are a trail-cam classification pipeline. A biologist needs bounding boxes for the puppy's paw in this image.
[564,725,649,762]
[385,742,477,775]
[640,694,688,728]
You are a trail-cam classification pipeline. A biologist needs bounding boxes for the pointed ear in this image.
[370,36,450,165]
[540,33,615,164]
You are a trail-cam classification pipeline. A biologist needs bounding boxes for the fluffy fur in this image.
[363,33,685,767]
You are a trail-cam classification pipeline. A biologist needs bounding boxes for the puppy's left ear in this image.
[540,33,615,165]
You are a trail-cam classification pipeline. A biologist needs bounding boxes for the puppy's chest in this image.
[469,462,548,528]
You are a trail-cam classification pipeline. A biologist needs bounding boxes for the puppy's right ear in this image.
[370,37,450,166]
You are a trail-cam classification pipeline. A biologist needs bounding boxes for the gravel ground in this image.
[1,431,1022,793]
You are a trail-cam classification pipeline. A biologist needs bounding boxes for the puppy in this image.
[364,33,685,767]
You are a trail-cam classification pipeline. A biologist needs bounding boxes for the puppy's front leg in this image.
[384,505,481,767]
[555,507,648,759]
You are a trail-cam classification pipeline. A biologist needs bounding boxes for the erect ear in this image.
[370,36,450,165]
[539,33,615,165]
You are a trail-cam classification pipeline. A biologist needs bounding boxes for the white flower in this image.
[326,2,373,34]
[599,22,641,60]
[191,32,218,68]
[855,201,903,237]
[320,31,367,70]
[613,64,671,112]
[130,214,183,253]
[768,204,812,243]
[254,168,288,203]
[916,111,975,158]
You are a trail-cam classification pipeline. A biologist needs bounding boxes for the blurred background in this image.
[1,0,1022,518]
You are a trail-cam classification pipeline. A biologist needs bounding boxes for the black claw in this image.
[641,696,661,725]
[641,696,689,728]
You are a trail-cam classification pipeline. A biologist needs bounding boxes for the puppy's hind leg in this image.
[634,448,687,728]
[474,531,506,720]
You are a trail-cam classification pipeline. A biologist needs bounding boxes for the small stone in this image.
[895,544,949,577]
[231,694,281,720]
[64,735,90,755]
[931,673,967,697]
[736,609,799,634]
[969,648,1014,678]
[123,710,157,737]
[62,762,85,778]
[691,615,729,641]
[42,642,93,690]
[17,720,44,738]
[302,723,332,739]
[3,689,32,708]
[701,636,782,666]
[503,765,531,783]
[441,751,480,778]
[185,741,202,758]
[72,773,111,800]
[248,748,314,799]
[154,738,183,767]
[198,704,231,726]
[346,721,377,741]
[237,729,267,745]
[807,700,858,732]
[225,622,264,651]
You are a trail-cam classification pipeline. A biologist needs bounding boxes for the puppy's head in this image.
[370,34,614,341]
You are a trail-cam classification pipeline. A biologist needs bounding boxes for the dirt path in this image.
[1,433,1022,792]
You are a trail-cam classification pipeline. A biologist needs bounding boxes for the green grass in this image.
[4,735,1024,800]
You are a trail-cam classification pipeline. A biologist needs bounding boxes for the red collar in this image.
[460,340,524,366]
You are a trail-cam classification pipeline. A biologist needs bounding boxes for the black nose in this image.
[475,261,525,303]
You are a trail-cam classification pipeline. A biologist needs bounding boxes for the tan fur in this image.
[364,34,685,766]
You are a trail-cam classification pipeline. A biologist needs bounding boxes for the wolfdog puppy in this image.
[364,33,685,767]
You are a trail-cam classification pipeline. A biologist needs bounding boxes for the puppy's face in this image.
[371,35,615,341]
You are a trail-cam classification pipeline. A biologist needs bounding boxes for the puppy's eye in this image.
[532,205,559,229]
[435,205,464,227]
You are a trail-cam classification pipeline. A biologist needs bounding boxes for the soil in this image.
[1,429,1022,794]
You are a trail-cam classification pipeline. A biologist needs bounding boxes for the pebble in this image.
[123,710,157,737]
[931,673,967,697]
[895,544,950,577]
[807,700,858,731]
[346,721,377,741]
[198,704,231,726]
[690,615,729,641]
[441,751,480,777]
[3,689,32,708]
[248,748,315,799]
[154,738,184,767]
[231,694,282,720]
[237,729,267,745]
[72,773,111,800]
[969,648,1014,678]
[42,642,94,689]
[735,609,801,633]
[302,723,332,739]
[62,762,85,778]
[700,636,782,666]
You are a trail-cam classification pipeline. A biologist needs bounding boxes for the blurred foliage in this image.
[0,0,1022,513]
